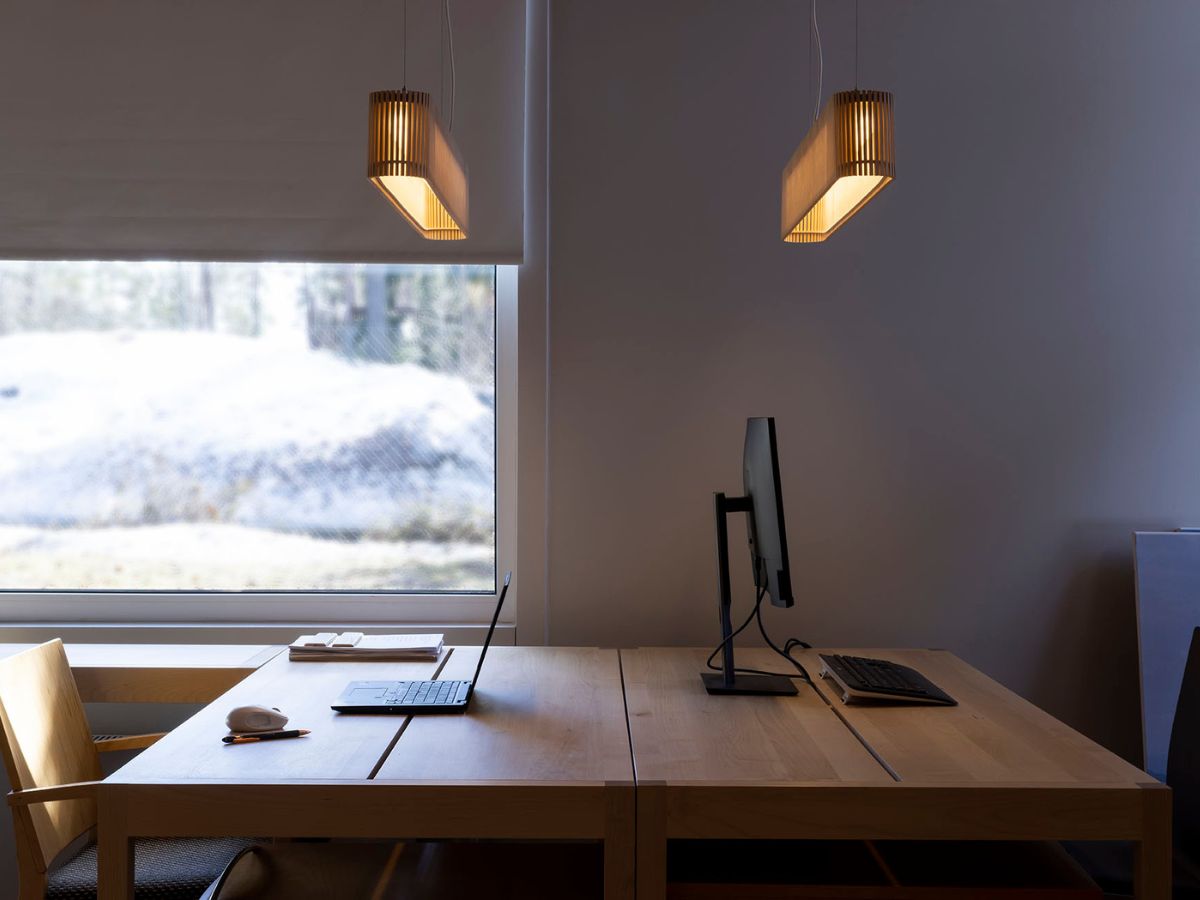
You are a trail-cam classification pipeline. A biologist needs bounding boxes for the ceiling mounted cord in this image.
[807,3,811,121]
[440,0,445,116]
[855,0,859,88]
[446,0,457,133]
[811,0,823,124]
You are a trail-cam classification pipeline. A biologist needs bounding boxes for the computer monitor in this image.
[700,416,799,696]
[743,417,794,609]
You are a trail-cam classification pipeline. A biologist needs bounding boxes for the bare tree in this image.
[199,263,215,330]
[363,269,390,361]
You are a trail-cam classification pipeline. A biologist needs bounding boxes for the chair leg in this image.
[97,800,134,900]
[13,811,47,900]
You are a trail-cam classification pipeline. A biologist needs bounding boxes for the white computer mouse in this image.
[226,705,289,733]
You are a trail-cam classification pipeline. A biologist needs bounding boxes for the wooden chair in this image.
[0,640,250,899]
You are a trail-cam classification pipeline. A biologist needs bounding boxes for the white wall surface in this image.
[544,0,1200,762]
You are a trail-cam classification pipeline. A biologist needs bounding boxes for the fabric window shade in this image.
[0,0,524,263]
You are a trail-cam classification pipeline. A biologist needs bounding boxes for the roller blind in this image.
[0,0,524,262]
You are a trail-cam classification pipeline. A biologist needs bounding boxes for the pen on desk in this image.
[222,729,310,744]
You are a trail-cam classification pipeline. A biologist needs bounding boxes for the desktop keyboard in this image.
[819,654,956,706]
[382,680,466,706]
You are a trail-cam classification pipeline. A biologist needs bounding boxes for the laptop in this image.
[331,571,511,714]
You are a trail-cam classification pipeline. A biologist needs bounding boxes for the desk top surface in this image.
[109,646,633,786]
[375,646,632,784]
[106,645,1153,792]
[622,647,1150,789]
[797,648,1151,786]
[111,651,443,782]
[621,647,890,784]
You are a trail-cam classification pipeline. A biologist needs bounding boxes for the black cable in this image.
[755,597,813,683]
[705,584,764,673]
[783,638,813,677]
[706,584,809,682]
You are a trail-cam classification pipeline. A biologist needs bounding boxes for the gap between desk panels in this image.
[366,646,456,780]
[805,670,902,782]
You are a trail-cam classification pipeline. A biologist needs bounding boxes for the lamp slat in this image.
[367,89,469,240]
[781,89,894,243]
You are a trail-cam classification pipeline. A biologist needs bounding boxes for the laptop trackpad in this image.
[343,683,392,702]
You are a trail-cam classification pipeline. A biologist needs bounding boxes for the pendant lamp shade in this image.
[781,90,895,243]
[368,90,469,240]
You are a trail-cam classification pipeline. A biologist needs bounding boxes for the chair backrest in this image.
[1167,626,1200,859]
[0,640,101,872]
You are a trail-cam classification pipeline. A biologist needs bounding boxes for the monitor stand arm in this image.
[700,492,798,696]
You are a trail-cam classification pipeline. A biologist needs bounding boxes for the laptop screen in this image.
[470,571,511,687]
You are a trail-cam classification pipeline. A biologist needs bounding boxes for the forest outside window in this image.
[0,261,497,596]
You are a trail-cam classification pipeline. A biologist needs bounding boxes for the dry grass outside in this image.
[0,524,493,592]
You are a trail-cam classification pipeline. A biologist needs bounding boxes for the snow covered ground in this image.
[0,330,494,591]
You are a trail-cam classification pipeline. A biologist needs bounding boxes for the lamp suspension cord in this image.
[440,0,445,114]
[811,0,823,123]
[402,0,408,89]
[855,0,859,89]
[446,0,457,132]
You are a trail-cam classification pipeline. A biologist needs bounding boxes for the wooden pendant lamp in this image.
[368,90,468,240]
[368,0,468,240]
[781,1,894,243]
[781,89,894,243]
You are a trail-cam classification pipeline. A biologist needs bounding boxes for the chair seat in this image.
[46,837,253,900]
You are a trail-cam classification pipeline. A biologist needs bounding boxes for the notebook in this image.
[289,632,444,662]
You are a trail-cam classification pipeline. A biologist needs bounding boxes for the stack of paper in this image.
[289,633,444,662]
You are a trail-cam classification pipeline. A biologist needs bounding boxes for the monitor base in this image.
[700,672,798,696]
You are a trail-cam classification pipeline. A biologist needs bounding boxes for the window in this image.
[0,261,510,618]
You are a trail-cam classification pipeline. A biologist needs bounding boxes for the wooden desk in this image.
[0,643,283,703]
[98,646,634,900]
[623,647,1170,900]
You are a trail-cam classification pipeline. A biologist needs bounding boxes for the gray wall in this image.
[545,0,1200,762]
[0,3,1195,895]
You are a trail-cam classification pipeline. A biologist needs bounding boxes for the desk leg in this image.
[1135,783,1172,900]
[97,791,133,900]
[636,781,666,900]
[605,781,635,900]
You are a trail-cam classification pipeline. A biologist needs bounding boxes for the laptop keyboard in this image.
[383,680,465,706]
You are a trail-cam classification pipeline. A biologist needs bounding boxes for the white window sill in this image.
[0,621,515,647]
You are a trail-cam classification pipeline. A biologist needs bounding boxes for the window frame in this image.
[0,264,518,627]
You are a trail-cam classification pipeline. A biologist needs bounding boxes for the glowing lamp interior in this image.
[370,174,462,239]
[368,90,468,241]
[782,90,895,244]
[788,174,889,242]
